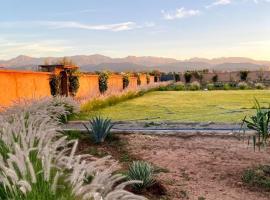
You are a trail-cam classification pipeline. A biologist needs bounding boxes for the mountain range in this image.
[0,54,270,72]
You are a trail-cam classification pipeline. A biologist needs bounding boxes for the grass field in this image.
[78,90,270,123]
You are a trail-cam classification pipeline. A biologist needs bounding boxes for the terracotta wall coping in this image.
[0,69,51,75]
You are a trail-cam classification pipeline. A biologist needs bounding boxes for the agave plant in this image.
[84,116,114,143]
[127,161,155,191]
[242,99,270,150]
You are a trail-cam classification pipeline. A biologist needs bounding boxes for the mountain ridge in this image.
[1,54,269,72]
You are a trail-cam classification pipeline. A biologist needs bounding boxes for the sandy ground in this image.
[122,134,270,200]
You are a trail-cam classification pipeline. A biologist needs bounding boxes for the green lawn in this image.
[79,90,270,123]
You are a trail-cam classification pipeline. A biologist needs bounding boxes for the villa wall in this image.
[140,74,147,85]
[180,71,270,83]
[150,76,155,83]
[0,69,154,106]
[0,70,51,106]
[76,74,99,101]
[129,76,138,90]
[107,75,123,93]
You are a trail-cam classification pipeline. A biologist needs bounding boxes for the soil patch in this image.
[122,134,270,200]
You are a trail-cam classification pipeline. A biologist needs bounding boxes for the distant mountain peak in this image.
[13,55,33,60]
[0,54,269,72]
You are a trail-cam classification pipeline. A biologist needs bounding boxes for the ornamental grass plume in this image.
[0,97,146,200]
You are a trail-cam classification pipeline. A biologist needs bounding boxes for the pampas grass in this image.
[0,96,146,200]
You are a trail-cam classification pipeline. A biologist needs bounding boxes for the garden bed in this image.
[66,130,270,200]
[123,134,270,200]
[65,131,167,199]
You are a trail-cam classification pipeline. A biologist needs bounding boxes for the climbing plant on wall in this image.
[212,74,218,83]
[122,73,130,89]
[135,73,141,86]
[49,70,80,97]
[184,71,192,83]
[98,71,109,93]
[68,70,80,96]
[146,74,150,84]
[49,74,61,96]
[174,73,181,82]
[240,70,250,81]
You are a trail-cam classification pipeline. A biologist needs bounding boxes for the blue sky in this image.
[0,0,270,60]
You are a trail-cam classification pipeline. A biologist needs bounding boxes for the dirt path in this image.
[122,134,270,200]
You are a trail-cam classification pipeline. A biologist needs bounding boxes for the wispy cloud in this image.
[0,20,154,32]
[206,0,231,8]
[53,9,96,16]
[253,0,270,3]
[43,21,137,31]
[162,8,201,20]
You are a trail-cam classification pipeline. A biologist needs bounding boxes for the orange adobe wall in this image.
[0,70,51,106]
[140,74,147,85]
[0,70,156,107]
[128,76,138,90]
[107,75,123,93]
[76,74,100,100]
[150,76,155,83]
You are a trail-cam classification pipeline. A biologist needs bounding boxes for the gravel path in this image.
[63,121,255,137]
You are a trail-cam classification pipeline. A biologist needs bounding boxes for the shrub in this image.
[68,74,80,96]
[189,81,201,91]
[255,83,265,90]
[238,82,249,90]
[49,75,61,96]
[207,83,215,90]
[242,165,270,190]
[146,74,150,84]
[213,82,224,89]
[83,116,114,143]
[212,74,218,83]
[242,99,270,150]
[174,82,185,91]
[157,85,169,91]
[51,96,80,123]
[223,83,231,90]
[98,72,109,94]
[240,70,250,81]
[122,73,130,89]
[127,161,155,191]
[184,72,192,83]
